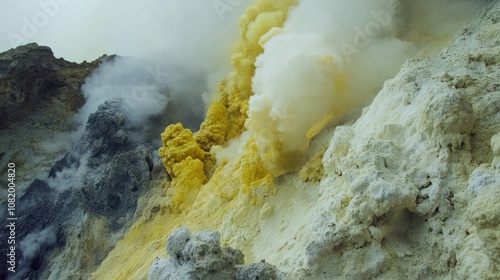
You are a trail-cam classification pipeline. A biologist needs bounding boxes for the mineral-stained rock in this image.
[0,180,79,280]
[236,261,278,280]
[48,99,133,180]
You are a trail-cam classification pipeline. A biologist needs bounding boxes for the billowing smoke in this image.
[74,57,168,136]
[73,52,228,143]
[245,0,413,175]
[401,0,484,41]
[245,0,483,175]
[73,0,255,139]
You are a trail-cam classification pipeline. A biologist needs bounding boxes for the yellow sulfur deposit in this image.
[91,1,297,279]
[158,123,204,177]
[158,123,206,212]
[193,100,229,152]
[168,156,206,212]
[210,137,273,201]
[160,0,296,181]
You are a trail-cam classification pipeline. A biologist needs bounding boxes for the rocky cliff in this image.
[0,44,158,280]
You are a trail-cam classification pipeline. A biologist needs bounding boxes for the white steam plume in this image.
[247,0,415,175]
[74,0,255,138]
[74,56,171,138]
[402,0,484,40]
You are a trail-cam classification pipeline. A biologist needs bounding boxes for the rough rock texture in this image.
[0,180,79,280]
[82,145,154,228]
[74,100,154,229]
[0,105,155,280]
[146,2,500,279]
[82,100,134,159]
[279,3,500,279]
[0,43,111,280]
[4,2,496,279]
[236,261,279,280]
[149,227,277,280]
[47,99,134,183]
[47,99,135,178]
[39,100,155,279]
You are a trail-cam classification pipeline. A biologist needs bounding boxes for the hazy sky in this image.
[0,0,248,62]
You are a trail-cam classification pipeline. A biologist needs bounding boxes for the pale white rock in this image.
[277,2,500,279]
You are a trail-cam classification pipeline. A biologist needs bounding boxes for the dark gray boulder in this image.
[81,99,133,161]
[82,145,153,229]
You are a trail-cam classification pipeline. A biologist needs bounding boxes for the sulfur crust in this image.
[158,123,205,178]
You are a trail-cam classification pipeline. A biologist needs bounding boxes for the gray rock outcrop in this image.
[149,227,277,280]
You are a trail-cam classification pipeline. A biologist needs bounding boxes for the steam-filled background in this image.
[0,0,248,63]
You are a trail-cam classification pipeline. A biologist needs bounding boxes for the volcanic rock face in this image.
[0,44,158,280]
[282,3,500,279]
